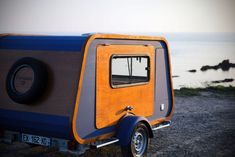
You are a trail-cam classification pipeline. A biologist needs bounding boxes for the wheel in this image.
[6,57,48,104]
[121,122,149,157]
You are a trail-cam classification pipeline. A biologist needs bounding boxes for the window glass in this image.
[111,56,150,87]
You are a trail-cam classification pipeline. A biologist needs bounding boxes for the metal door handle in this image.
[125,106,133,111]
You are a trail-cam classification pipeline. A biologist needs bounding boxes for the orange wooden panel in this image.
[96,45,155,129]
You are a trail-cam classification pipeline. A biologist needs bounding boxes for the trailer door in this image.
[96,45,155,129]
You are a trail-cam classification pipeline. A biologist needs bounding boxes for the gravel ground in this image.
[0,91,235,157]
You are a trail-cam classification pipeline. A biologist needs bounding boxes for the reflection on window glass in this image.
[111,56,150,87]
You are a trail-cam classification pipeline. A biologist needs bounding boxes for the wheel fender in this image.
[116,116,153,146]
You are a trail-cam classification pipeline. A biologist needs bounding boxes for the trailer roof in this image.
[0,34,88,52]
[0,33,168,52]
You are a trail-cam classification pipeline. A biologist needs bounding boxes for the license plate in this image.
[22,133,51,146]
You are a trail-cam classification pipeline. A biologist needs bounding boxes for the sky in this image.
[0,0,235,35]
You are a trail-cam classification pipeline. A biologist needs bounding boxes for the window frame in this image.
[110,54,151,88]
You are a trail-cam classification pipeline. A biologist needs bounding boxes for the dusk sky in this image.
[0,0,235,34]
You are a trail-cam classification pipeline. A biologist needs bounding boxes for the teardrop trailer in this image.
[0,34,174,156]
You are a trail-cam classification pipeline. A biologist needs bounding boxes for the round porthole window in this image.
[6,57,48,104]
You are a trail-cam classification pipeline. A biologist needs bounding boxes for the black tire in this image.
[6,57,48,104]
[121,123,149,157]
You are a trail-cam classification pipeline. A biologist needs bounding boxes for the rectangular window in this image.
[111,55,150,88]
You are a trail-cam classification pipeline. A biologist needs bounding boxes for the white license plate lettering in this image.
[32,136,40,144]
[22,133,50,146]
[22,134,29,141]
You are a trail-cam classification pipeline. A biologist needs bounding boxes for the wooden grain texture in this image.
[96,45,155,129]
[0,50,82,117]
[71,34,173,144]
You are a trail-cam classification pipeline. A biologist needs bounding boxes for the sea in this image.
[164,33,235,89]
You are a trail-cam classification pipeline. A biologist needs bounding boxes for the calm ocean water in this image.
[169,40,235,89]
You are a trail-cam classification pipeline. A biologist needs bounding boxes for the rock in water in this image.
[200,59,235,71]
[211,78,234,83]
[187,69,197,73]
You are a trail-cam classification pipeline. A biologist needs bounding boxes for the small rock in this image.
[211,78,234,84]
[188,69,197,73]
